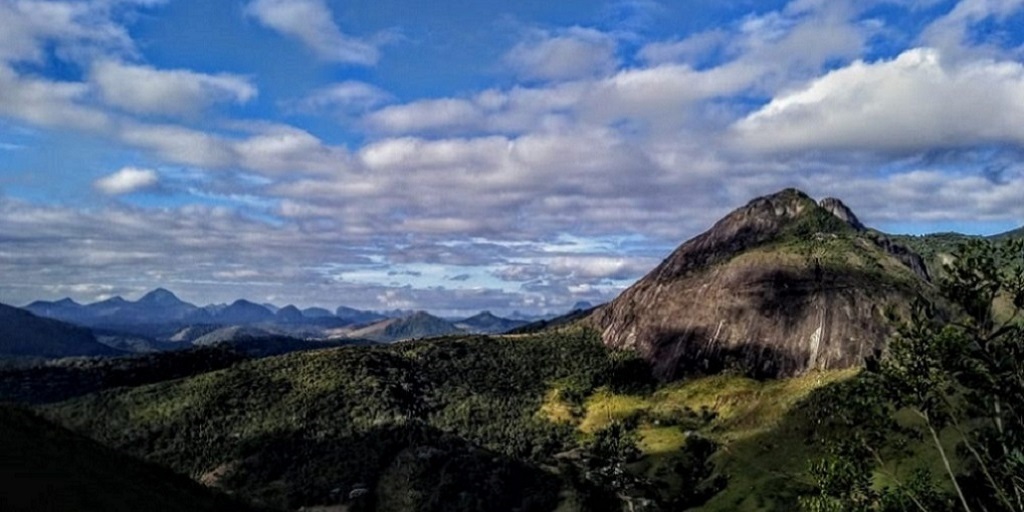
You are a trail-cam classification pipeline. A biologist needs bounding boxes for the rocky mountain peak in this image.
[587,189,937,380]
[650,188,839,283]
[819,197,866,231]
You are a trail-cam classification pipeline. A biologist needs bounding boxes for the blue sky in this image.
[1,0,1024,314]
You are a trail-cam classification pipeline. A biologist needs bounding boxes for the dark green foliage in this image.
[588,420,642,467]
[0,405,262,512]
[804,239,1024,512]
[663,436,727,508]
[45,331,651,510]
[0,346,247,404]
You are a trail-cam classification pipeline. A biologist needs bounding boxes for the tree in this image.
[804,238,1024,512]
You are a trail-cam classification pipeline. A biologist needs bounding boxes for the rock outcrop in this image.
[587,189,935,379]
[818,197,865,231]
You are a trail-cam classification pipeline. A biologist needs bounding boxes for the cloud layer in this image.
[1,0,1023,314]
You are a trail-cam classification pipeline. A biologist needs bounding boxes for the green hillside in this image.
[0,405,260,512]
[36,327,952,512]
[44,331,652,511]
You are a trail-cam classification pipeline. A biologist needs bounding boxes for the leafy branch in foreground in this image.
[804,239,1024,512]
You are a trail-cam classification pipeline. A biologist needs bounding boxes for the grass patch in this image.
[537,388,576,425]
[576,369,858,442]
[639,426,688,455]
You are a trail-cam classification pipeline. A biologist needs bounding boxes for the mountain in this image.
[137,288,185,307]
[570,301,594,312]
[191,326,279,346]
[454,311,528,334]
[85,296,130,317]
[213,300,274,325]
[345,311,465,342]
[273,305,304,323]
[587,188,936,379]
[335,305,387,325]
[168,324,222,343]
[0,405,259,512]
[25,288,201,327]
[0,303,120,359]
[118,288,201,324]
[301,307,334,318]
[991,225,1024,240]
[23,297,89,324]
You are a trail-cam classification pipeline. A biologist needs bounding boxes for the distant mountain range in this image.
[23,289,534,338]
[8,289,537,359]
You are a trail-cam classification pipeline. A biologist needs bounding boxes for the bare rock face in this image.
[587,189,935,379]
[819,197,865,231]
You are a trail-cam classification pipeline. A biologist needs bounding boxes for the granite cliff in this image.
[587,189,935,379]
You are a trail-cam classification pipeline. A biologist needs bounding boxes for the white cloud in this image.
[638,29,730,65]
[91,60,257,116]
[504,27,618,82]
[290,81,392,113]
[245,0,379,65]
[93,167,159,195]
[0,0,142,64]
[734,48,1024,154]
[365,1,873,137]
[0,65,110,130]
[920,0,1024,59]
[118,122,236,168]
[233,126,350,175]
[116,122,350,175]
[547,256,654,280]
[365,98,485,134]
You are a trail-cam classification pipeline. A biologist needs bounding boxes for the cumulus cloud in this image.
[233,125,351,175]
[504,27,618,82]
[289,81,392,114]
[0,0,145,65]
[0,65,110,130]
[245,0,379,65]
[118,122,236,168]
[365,98,485,134]
[546,256,655,280]
[365,2,872,137]
[94,167,159,195]
[113,122,349,175]
[733,48,1024,154]
[91,60,257,116]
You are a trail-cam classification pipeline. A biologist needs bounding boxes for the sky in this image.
[1,0,1024,315]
